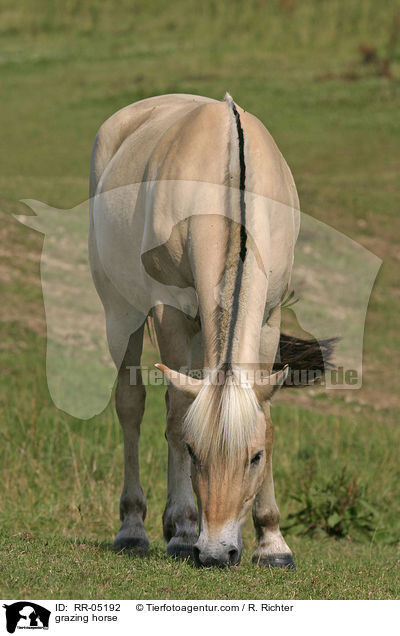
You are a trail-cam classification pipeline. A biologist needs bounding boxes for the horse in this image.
[89,93,331,568]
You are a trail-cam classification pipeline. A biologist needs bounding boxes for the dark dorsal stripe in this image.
[226,98,247,363]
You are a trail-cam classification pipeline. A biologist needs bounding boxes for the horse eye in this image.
[186,443,198,464]
[250,450,263,466]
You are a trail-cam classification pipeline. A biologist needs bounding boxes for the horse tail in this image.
[275,333,338,387]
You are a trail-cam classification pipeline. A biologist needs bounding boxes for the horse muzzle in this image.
[193,534,242,567]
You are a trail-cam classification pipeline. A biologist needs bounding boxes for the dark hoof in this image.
[252,553,296,570]
[113,537,149,555]
[166,540,195,561]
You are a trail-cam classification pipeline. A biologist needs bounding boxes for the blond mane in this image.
[183,365,260,466]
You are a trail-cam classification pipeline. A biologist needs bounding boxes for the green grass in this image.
[0,325,398,598]
[2,533,398,600]
[1,0,399,599]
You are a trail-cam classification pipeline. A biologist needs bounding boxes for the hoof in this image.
[252,553,296,570]
[166,539,195,561]
[113,537,149,555]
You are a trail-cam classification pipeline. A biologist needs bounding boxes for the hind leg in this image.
[153,305,199,559]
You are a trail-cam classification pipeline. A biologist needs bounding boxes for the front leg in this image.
[152,305,200,561]
[163,389,198,560]
[252,406,295,569]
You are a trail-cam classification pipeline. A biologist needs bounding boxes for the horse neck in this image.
[189,215,268,371]
[214,251,268,370]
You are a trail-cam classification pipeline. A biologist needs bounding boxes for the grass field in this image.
[0,0,399,599]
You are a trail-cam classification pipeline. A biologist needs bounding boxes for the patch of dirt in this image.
[0,206,45,334]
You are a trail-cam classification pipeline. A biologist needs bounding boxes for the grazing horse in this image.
[89,93,329,568]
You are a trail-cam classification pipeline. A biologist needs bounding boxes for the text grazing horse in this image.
[89,93,328,568]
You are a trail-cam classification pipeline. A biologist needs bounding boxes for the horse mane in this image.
[183,363,260,466]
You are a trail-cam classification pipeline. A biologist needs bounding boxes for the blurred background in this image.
[0,0,399,599]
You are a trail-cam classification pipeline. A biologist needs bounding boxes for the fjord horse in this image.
[89,93,329,568]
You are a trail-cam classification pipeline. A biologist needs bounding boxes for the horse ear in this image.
[254,365,289,404]
[155,363,203,399]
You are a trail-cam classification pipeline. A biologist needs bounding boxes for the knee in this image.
[165,428,186,453]
[165,400,190,444]
[165,413,187,450]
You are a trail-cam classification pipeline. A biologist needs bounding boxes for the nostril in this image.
[228,547,240,565]
[193,546,201,567]
[193,546,240,567]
